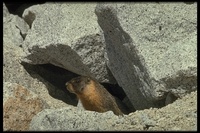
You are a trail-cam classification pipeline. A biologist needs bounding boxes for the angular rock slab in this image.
[3,3,30,85]
[95,3,197,109]
[3,3,29,47]
[3,3,75,110]
[22,3,115,83]
[3,3,9,18]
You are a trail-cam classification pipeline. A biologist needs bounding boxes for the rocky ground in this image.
[3,2,197,131]
[29,91,197,131]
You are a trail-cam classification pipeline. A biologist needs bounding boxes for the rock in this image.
[3,45,74,108]
[144,91,197,131]
[29,107,119,131]
[3,3,9,18]
[21,3,116,83]
[3,3,30,85]
[162,67,197,97]
[3,3,29,47]
[3,3,75,109]
[95,3,197,109]
[29,91,197,131]
[3,82,48,131]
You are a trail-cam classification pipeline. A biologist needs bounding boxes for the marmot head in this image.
[65,76,91,94]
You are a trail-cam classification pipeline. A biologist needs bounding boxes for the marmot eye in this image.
[75,79,80,83]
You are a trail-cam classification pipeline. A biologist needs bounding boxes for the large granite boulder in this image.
[21,3,116,83]
[95,3,197,109]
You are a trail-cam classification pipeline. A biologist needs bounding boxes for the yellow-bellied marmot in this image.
[65,76,123,116]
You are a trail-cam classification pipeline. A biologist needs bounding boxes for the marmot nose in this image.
[65,82,68,86]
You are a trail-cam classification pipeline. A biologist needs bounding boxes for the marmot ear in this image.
[80,86,84,91]
[86,77,91,82]
[79,81,85,92]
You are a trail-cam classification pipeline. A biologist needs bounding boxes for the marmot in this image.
[65,76,123,116]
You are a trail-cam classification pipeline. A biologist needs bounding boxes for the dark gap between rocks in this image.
[15,25,26,40]
[4,2,45,17]
[21,63,132,113]
[102,83,126,101]
[21,62,78,106]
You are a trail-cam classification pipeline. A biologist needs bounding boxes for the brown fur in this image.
[65,76,123,116]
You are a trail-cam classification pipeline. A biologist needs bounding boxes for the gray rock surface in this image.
[3,3,9,18]
[3,2,74,110]
[22,3,116,83]
[95,3,197,109]
[3,3,29,47]
[3,4,75,129]
[29,91,197,131]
